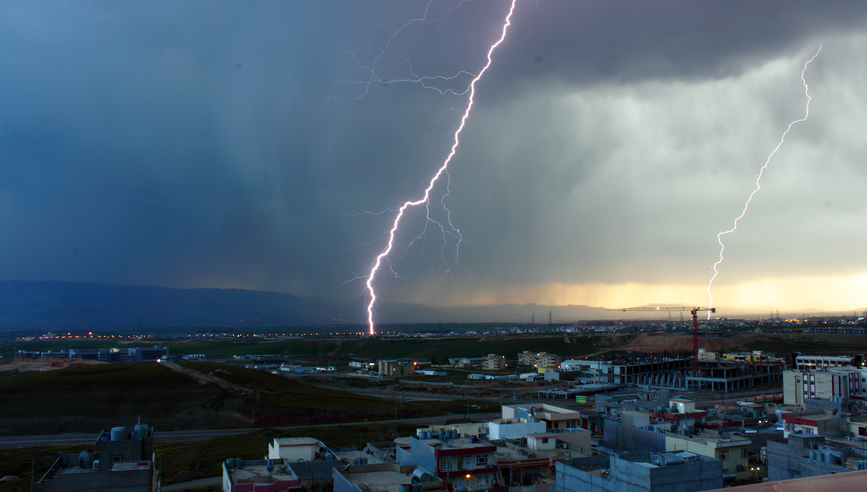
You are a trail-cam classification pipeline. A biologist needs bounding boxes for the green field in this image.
[0,332,599,361]
[0,362,467,436]
[147,334,598,360]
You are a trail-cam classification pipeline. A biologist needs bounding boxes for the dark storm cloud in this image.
[1,0,865,313]
[493,0,867,92]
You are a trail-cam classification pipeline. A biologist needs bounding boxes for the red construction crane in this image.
[606,306,716,373]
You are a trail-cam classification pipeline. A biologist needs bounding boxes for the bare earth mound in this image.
[625,333,763,352]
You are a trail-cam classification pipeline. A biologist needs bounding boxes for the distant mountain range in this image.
[0,280,824,331]
[0,280,616,331]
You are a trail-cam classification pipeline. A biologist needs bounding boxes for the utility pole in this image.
[531,313,534,325]
[549,311,552,326]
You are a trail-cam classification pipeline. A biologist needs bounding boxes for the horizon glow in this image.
[706,44,823,319]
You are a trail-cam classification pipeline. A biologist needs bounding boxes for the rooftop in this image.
[228,460,299,486]
[494,445,571,462]
[341,471,413,492]
[274,437,320,447]
[421,437,494,450]
[58,460,151,475]
[335,449,386,465]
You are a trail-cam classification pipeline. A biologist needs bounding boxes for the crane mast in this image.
[606,306,716,374]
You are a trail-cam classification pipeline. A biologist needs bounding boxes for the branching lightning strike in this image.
[706,44,822,318]
[364,0,518,336]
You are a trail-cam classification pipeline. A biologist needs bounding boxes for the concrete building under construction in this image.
[580,350,785,393]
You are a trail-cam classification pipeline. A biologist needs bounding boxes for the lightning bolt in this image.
[363,0,518,335]
[706,43,822,318]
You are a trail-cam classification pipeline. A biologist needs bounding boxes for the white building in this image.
[795,354,862,370]
[267,438,336,462]
[487,418,546,440]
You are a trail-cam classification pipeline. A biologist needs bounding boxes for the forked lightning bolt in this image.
[706,44,822,318]
[364,0,518,335]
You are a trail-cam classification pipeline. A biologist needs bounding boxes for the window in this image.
[477,476,488,487]
[476,455,488,466]
[741,449,748,459]
[439,457,452,472]
[719,451,729,461]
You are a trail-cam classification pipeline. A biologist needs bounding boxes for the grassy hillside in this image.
[0,362,451,436]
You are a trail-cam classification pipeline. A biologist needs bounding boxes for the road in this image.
[0,413,499,449]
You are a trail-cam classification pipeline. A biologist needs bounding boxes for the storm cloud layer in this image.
[1,0,866,316]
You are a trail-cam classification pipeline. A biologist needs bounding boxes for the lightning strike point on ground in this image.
[363,0,519,336]
[705,43,823,319]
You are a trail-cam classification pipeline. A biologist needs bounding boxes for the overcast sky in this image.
[1,0,866,316]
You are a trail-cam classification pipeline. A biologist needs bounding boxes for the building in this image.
[647,398,707,433]
[267,437,337,462]
[378,360,416,377]
[517,352,560,369]
[493,430,588,490]
[765,433,862,481]
[591,355,692,386]
[722,351,772,363]
[222,458,301,492]
[697,350,718,361]
[535,353,562,370]
[482,354,506,371]
[782,368,862,405]
[552,451,723,492]
[396,434,497,491]
[487,418,546,440]
[17,346,169,362]
[518,352,536,366]
[595,389,671,417]
[332,441,433,492]
[560,360,587,371]
[665,431,755,481]
[794,354,863,370]
[779,411,848,439]
[36,423,156,492]
[501,404,580,431]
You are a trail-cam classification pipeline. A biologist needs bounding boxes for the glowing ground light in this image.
[364,0,519,336]
[706,44,822,318]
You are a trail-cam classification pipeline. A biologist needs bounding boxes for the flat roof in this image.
[494,446,571,462]
[230,464,298,485]
[111,461,151,471]
[336,450,385,464]
[274,437,320,446]
[425,437,494,450]
[342,471,413,492]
